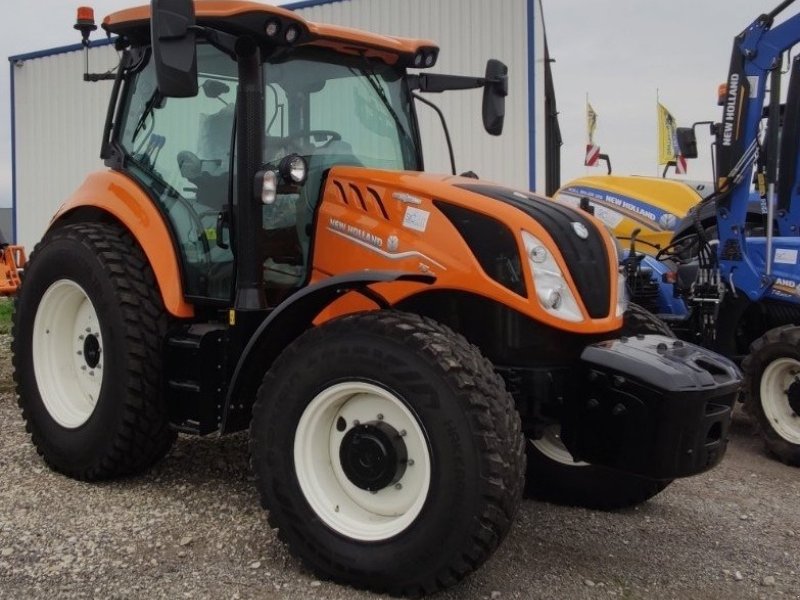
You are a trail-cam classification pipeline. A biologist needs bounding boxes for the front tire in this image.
[249,311,524,595]
[12,222,175,480]
[523,303,674,509]
[742,325,800,466]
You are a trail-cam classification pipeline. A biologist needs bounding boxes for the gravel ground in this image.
[1,333,799,600]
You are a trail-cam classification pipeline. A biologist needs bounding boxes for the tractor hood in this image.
[311,168,625,334]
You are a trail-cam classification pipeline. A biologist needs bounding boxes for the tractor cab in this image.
[102,1,505,306]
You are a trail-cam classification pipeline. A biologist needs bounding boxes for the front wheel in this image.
[249,311,524,595]
[525,428,671,509]
[523,303,675,509]
[742,326,800,466]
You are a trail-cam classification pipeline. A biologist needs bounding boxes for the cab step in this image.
[163,323,228,435]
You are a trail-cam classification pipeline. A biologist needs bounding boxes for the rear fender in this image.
[49,171,193,318]
[221,270,434,433]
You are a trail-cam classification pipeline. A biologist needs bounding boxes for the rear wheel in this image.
[524,303,674,509]
[12,222,175,480]
[250,311,524,595]
[742,325,800,466]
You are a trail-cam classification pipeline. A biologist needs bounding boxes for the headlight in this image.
[608,235,628,317]
[265,19,281,38]
[285,25,300,44]
[616,269,628,317]
[260,170,277,204]
[522,231,584,322]
[279,153,308,184]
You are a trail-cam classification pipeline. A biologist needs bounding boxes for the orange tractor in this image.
[12,0,741,594]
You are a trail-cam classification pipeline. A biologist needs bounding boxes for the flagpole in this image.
[656,88,660,176]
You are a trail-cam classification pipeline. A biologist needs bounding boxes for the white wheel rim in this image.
[760,357,800,444]
[32,279,104,429]
[293,382,432,541]
[531,425,589,467]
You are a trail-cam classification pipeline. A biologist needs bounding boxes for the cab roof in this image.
[103,1,438,67]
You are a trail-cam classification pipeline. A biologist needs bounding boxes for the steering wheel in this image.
[287,129,342,151]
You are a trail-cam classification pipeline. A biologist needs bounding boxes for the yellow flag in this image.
[657,103,677,165]
[587,102,598,144]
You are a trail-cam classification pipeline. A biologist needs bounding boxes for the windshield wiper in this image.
[352,63,416,161]
[131,90,163,143]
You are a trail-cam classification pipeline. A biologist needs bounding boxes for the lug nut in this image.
[407,459,415,466]
[395,483,403,490]
[377,414,384,420]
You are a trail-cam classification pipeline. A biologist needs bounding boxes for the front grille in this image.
[434,201,526,298]
[456,184,611,318]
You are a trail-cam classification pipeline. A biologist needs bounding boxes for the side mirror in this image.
[151,0,198,98]
[482,59,508,136]
[675,127,698,159]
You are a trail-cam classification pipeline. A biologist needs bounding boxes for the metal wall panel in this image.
[11,0,540,250]
[293,0,531,189]
[12,45,118,249]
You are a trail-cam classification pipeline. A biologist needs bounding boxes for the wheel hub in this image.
[339,421,408,491]
[83,334,101,369]
[787,378,800,416]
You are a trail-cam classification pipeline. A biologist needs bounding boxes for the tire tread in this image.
[250,310,524,596]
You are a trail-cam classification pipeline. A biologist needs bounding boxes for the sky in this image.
[0,0,786,208]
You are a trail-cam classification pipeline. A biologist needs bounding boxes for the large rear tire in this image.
[249,311,524,595]
[742,325,800,466]
[523,302,674,509]
[12,222,175,480]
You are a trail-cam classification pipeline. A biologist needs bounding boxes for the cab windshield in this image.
[259,48,421,294]
[263,47,421,173]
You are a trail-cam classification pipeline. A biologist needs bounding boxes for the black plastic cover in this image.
[561,334,741,480]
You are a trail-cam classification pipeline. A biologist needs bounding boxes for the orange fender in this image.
[50,171,194,318]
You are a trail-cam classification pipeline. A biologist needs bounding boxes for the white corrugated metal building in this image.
[9,0,557,250]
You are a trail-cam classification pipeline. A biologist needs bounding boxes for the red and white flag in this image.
[585,143,601,167]
[675,154,688,174]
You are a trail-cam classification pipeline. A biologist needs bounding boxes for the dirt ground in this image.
[1,332,798,600]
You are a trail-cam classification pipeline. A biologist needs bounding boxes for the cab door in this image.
[117,44,238,302]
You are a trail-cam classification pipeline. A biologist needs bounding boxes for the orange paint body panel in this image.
[311,168,623,335]
[50,171,194,318]
[103,1,436,57]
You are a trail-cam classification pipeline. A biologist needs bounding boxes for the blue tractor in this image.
[594,0,800,465]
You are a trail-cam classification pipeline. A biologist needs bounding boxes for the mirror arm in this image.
[190,25,238,59]
[412,92,457,175]
[411,73,487,93]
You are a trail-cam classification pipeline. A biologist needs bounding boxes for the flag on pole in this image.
[585,101,601,166]
[657,102,688,174]
[657,103,677,165]
[587,102,598,144]
[585,144,601,166]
